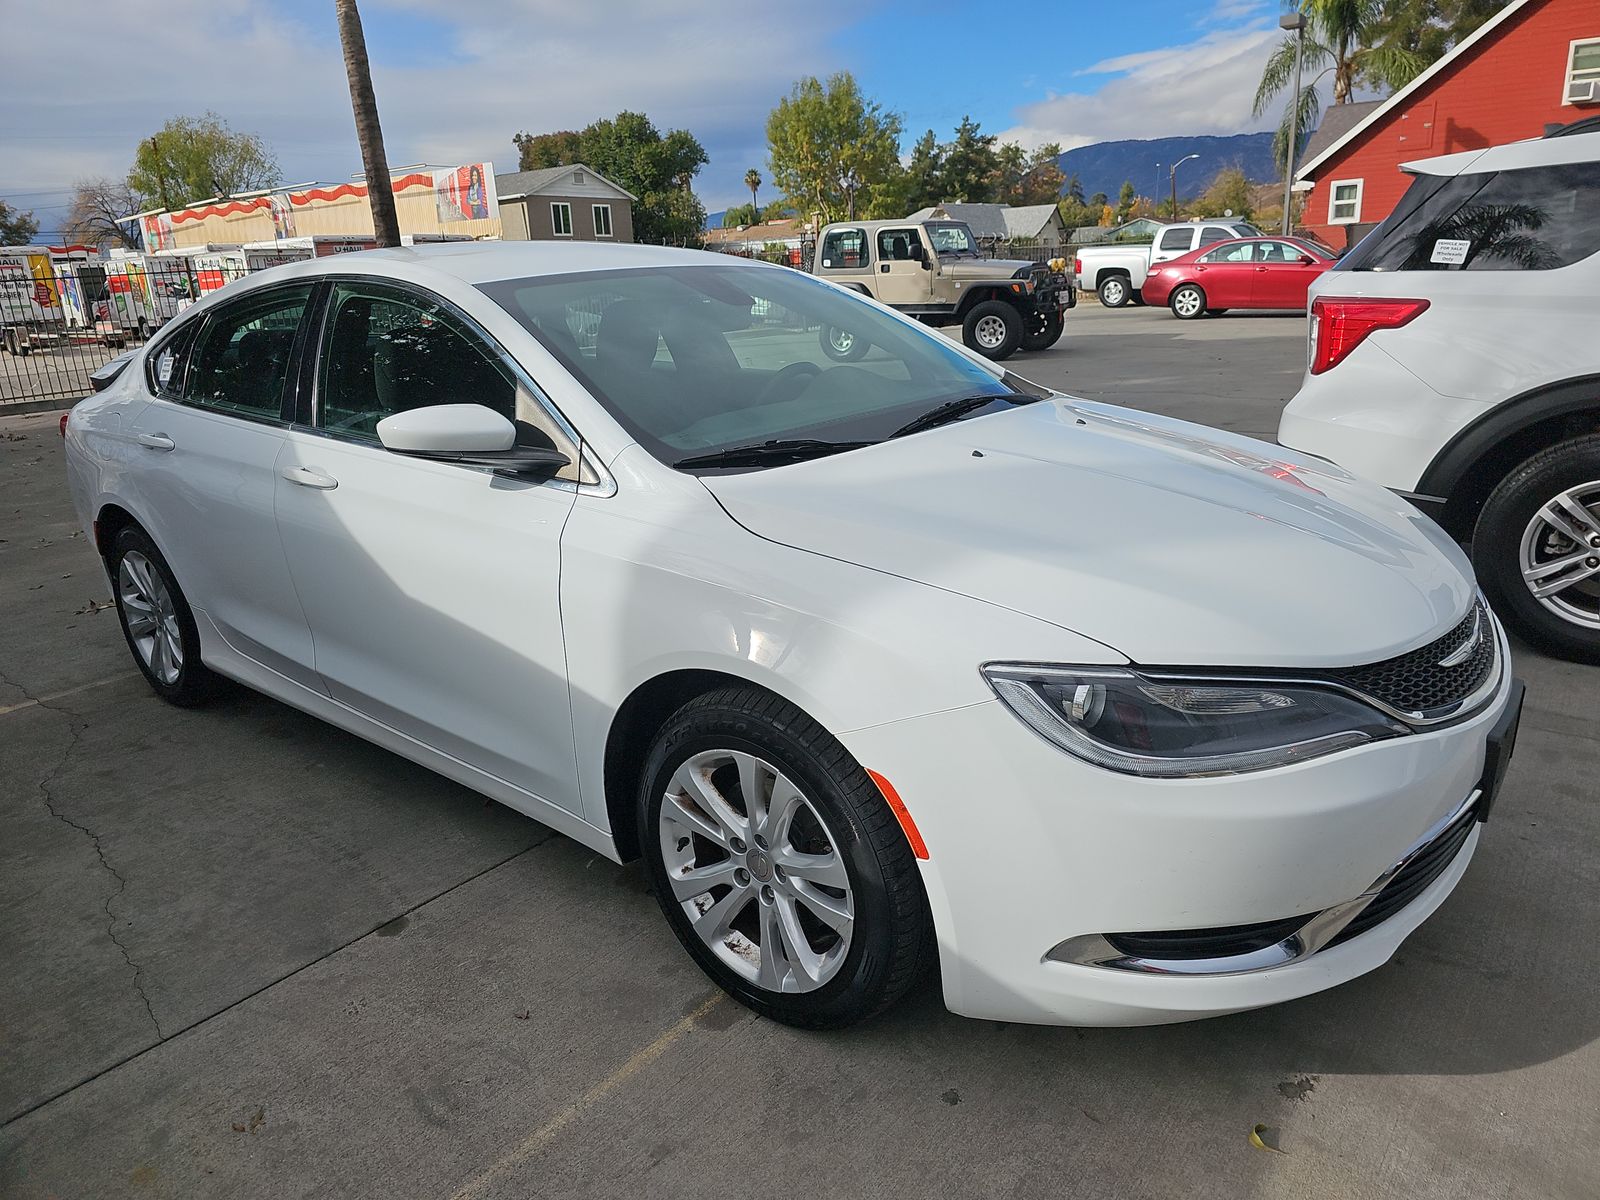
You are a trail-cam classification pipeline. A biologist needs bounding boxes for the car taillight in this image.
[1309,296,1430,375]
[59,414,69,438]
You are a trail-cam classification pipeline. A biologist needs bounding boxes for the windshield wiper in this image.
[888,394,1024,440]
[673,438,875,470]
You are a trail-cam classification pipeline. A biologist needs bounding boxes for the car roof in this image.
[1404,129,1600,177]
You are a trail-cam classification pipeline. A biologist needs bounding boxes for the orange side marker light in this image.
[867,769,929,860]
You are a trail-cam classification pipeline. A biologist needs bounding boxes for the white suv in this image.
[1280,121,1600,662]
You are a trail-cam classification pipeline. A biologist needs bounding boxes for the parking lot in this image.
[2,304,1596,1199]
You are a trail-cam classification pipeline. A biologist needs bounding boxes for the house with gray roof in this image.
[906,203,1069,247]
[494,164,637,243]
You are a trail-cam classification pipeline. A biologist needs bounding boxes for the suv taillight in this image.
[1309,296,1430,375]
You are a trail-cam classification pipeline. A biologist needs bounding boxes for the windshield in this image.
[926,223,978,256]
[479,264,1031,469]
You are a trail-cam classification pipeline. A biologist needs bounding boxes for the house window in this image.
[1567,38,1600,104]
[551,203,573,237]
[1329,179,1363,224]
[593,204,613,238]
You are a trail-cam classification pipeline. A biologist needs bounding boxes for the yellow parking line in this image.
[448,992,728,1200]
[0,672,138,717]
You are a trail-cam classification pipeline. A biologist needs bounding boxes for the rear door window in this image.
[820,228,868,270]
[182,284,314,420]
[1343,164,1600,272]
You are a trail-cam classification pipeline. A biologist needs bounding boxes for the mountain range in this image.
[704,131,1282,227]
[1057,132,1280,203]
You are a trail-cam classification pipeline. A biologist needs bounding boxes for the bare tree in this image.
[63,178,142,249]
[335,0,400,247]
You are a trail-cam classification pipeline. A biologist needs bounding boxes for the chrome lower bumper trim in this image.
[1046,789,1482,977]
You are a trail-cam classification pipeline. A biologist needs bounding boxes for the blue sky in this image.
[3,0,1290,237]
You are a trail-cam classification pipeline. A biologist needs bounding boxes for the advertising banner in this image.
[142,213,175,252]
[434,162,496,223]
[269,193,297,240]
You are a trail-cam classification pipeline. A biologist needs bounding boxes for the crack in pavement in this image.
[2,665,165,1042]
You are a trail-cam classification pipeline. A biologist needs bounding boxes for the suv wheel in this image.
[1096,276,1130,308]
[1021,310,1064,352]
[1474,435,1600,663]
[1170,284,1207,320]
[962,300,1022,360]
[638,687,933,1029]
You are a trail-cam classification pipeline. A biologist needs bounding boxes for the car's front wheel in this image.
[639,687,932,1028]
[1170,284,1207,320]
[1475,436,1600,663]
[110,526,223,705]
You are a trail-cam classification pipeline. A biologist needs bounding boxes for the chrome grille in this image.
[1329,600,1497,720]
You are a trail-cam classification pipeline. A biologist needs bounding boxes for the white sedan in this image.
[64,242,1523,1028]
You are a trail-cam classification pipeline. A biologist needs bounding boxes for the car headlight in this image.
[982,665,1409,778]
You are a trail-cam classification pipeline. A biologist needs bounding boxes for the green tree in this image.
[129,112,279,210]
[721,203,760,227]
[1366,0,1500,77]
[1115,180,1136,223]
[900,130,944,212]
[1197,167,1254,221]
[512,130,585,170]
[513,111,708,243]
[996,142,1065,206]
[937,116,999,203]
[0,199,39,245]
[1058,174,1095,230]
[744,168,761,213]
[767,72,903,223]
[1254,1,1427,169]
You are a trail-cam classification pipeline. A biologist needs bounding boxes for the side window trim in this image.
[301,274,609,493]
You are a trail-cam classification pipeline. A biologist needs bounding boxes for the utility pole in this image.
[1169,154,1199,222]
[336,0,401,247]
[1280,10,1308,235]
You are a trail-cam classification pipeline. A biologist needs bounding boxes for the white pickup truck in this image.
[1074,220,1261,307]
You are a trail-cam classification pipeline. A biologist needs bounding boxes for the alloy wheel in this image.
[974,314,1008,350]
[1519,481,1600,629]
[659,748,854,993]
[829,328,854,354]
[118,550,183,684]
[1172,287,1203,318]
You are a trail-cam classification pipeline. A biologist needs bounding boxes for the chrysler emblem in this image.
[1438,610,1483,668]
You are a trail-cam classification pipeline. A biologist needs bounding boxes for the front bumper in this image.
[841,647,1517,1026]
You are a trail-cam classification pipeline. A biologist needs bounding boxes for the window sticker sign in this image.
[1430,238,1471,265]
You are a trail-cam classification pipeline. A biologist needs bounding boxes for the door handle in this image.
[880,264,890,272]
[136,433,174,451]
[281,466,338,490]
[1254,266,1269,272]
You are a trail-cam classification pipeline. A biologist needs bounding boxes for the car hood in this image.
[700,399,1476,667]
[941,257,1037,279]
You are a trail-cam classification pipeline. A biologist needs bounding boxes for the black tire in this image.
[638,686,933,1029]
[819,325,869,362]
[962,300,1023,361]
[1473,435,1600,664]
[1170,283,1207,320]
[1021,310,1064,352]
[1205,308,1229,316]
[109,526,224,706]
[1096,275,1131,308]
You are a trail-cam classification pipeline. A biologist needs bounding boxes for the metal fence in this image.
[2,256,251,406]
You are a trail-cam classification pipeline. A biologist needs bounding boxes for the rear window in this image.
[1342,164,1600,272]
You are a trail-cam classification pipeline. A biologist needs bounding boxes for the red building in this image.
[1294,0,1600,248]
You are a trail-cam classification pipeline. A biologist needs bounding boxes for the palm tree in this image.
[1254,0,1426,169]
[745,168,761,218]
[335,0,401,247]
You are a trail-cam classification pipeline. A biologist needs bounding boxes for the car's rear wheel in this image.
[639,687,932,1029]
[110,526,223,705]
[1474,435,1600,663]
[962,300,1022,360]
[1205,308,1229,316]
[1170,284,1206,320]
[1096,276,1130,308]
[819,324,869,362]
[1021,310,1064,352]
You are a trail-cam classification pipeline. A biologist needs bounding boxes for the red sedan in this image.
[1141,237,1338,319]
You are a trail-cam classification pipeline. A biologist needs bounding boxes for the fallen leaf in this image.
[74,598,113,616]
[1249,1123,1285,1154]
[248,1107,265,1133]
[230,1123,245,1134]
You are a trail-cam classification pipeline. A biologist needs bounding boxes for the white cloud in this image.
[997,24,1283,152]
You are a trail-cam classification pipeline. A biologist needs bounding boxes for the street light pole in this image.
[1169,154,1199,221]
[1280,10,1307,235]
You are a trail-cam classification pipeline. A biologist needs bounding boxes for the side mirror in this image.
[913,243,930,269]
[377,404,569,479]
[1297,254,1317,266]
